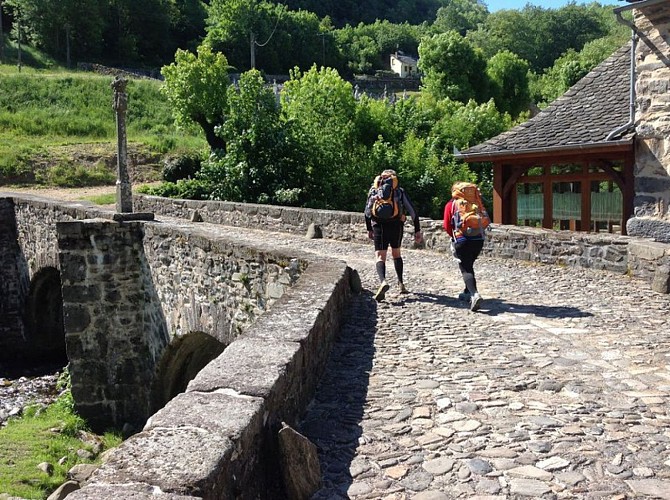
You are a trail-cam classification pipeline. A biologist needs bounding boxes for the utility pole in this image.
[317,33,325,68]
[16,12,21,72]
[0,0,4,64]
[250,31,256,69]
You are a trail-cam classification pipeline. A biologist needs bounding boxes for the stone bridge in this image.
[1,191,669,499]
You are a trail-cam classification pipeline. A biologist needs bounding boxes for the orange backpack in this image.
[451,181,490,239]
[371,174,401,220]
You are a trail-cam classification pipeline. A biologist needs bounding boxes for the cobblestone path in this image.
[274,236,670,500]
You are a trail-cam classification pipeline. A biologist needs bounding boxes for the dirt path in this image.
[1,183,161,205]
[1,185,118,202]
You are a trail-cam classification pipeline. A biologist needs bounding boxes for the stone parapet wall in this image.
[141,223,305,346]
[136,195,670,291]
[68,260,354,500]
[0,195,114,361]
[135,195,367,244]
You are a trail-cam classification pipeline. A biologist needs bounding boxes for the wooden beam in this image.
[519,171,620,183]
[492,162,504,225]
[622,150,635,235]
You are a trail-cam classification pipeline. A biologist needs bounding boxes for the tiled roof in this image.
[458,43,634,161]
[392,54,418,65]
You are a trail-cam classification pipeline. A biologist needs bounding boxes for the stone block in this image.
[627,217,670,243]
[66,482,201,499]
[628,239,669,260]
[187,337,301,404]
[306,223,322,239]
[87,427,235,497]
[652,265,670,294]
[278,423,321,500]
[145,391,265,436]
[63,305,91,333]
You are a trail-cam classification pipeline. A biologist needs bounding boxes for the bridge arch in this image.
[151,331,226,413]
[24,266,67,364]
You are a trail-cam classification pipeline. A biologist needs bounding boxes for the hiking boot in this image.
[399,282,409,294]
[374,281,390,302]
[458,291,471,302]
[470,292,482,312]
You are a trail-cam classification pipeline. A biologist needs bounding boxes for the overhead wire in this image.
[255,0,284,47]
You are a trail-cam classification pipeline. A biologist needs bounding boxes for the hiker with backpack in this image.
[443,181,491,311]
[364,169,423,302]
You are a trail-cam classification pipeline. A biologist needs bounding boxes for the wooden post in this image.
[542,165,553,229]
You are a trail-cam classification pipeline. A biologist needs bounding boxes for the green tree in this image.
[0,0,5,63]
[432,0,488,36]
[206,0,328,74]
[161,45,230,151]
[169,0,208,53]
[255,8,326,74]
[530,33,628,107]
[418,31,488,102]
[199,69,303,204]
[100,0,175,66]
[12,0,106,66]
[486,50,530,118]
[280,65,365,209]
[468,3,615,73]
[283,0,444,27]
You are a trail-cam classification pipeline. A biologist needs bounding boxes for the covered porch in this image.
[489,145,634,235]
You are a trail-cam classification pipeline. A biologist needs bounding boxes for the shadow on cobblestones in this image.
[299,291,378,499]
[477,300,594,319]
[399,292,458,307]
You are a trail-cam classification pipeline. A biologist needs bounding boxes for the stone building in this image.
[456,0,670,243]
[624,0,670,241]
[390,51,418,78]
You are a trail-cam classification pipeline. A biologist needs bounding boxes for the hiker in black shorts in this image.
[364,169,423,302]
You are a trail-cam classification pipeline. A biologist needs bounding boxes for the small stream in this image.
[0,363,63,427]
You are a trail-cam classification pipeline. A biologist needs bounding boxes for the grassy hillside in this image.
[0,61,206,187]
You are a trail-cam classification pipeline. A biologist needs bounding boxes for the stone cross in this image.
[111,76,133,213]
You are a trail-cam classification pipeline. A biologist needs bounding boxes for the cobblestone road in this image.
[254,231,670,500]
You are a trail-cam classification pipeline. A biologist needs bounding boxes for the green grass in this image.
[0,385,122,499]
[0,61,206,186]
[84,193,117,205]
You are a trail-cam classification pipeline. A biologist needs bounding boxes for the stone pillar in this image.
[57,220,168,432]
[111,76,133,214]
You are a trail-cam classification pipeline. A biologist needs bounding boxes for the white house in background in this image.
[390,51,418,78]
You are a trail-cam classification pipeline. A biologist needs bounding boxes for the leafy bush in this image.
[140,179,211,200]
[162,152,204,182]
